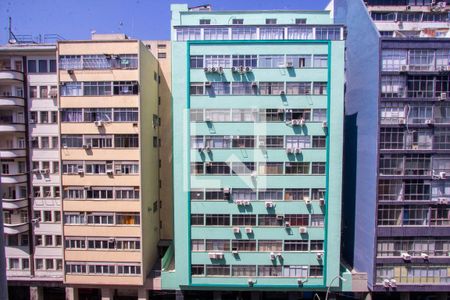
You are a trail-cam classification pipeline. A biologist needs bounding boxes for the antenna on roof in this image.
[8,17,18,44]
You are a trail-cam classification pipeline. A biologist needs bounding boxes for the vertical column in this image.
[65,287,78,300]
[138,288,148,300]
[30,286,43,300]
[101,288,113,300]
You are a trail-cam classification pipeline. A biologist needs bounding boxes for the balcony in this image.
[1,174,27,184]
[0,70,24,82]
[0,148,26,158]
[0,96,24,107]
[2,198,27,210]
[4,222,28,234]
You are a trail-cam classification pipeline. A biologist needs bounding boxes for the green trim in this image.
[187,43,192,284]
[185,39,333,289]
[323,40,332,286]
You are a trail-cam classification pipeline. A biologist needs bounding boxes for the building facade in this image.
[0,44,66,299]
[57,34,160,299]
[163,4,349,297]
[339,0,450,296]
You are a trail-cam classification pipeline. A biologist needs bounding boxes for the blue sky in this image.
[0,0,330,43]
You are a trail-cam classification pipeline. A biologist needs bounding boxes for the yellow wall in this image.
[138,41,160,283]
[144,40,173,241]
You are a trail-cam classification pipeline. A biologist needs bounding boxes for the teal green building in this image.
[163,4,349,296]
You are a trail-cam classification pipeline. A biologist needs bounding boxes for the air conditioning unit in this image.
[276,253,282,257]
[291,119,299,126]
[425,119,433,125]
[400,65,410,72]
[421,252,429,260]
[243,200,251,206]
[438,198,448,205]
[294,147,301,154]
[235,200,244,206]
[299,118,305,126]
[316,252,324,260]
[248,279,256,286]
[285,221,291,227]
[280,90,286,95]
[276,215,284,221]
[32,169,40,174]
[322,121,328,128]
[389,279,397,288]
[265,201,274,208]
[205,81,212,87]
[299,226,308,234]
[197,148,203,153]
[40,169,49,175]
[208,252,217,259]
[215,253,224,259]
[211,67,217,73]
[239,66,245,74]
[270,252,276,260]
[232,227,240,233]
[245,66,252,73]
[297,279,304,285]
[286,148,293,154]
[401,252,411,261]
[82,143,91,150]
[245,227,253,233]
[231,66,239,73]
[106,169,114,175]
[440,171,447,179]
[304,197,311,205]
[218,67,224,74]
[251,171,257,178]
[31,217,41,224]
[67,69,74,75]
[232,249,239,255]
[383,279,390,288]
[205,146,211,152]
[319,198,325,206]
[251,81,258,87]
[109,237,115,243]
[259,141,266,147]
[77,168,84,174]
[94,120,103,127]
[398,118,406,125]
[286,62,294,68]
[439,92,447,100]
[203,67,210,72]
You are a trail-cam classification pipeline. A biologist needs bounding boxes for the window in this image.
[286,82,311,95]
[286,136,310,149]
[205,162,230,175]
[310,266,323,277]
[176,28,201,41]
[231,109,257,122]
[60,82,82,96]
[232,82,256,95]
[115,135,139,148]
[192,265,205,276]
[310,240,324,251]
[231,162,255,175]
[258,265,282,277]
[206,240,230,251]
[206,265,230,276]
[259,136,284,148]
[231,188,256,202]
[265,18,277,24]
[382,49,407,71]
[259,82,284,95]
[113,81,139,95]
[313,109,327,122]
[285,240,308,251]
[49,59,57,72]
[313,55,328,68]
[260,27,284,39]
[204,55,231,68]
[315,27,341,40]
[28,60,37,73]
[190,56,204,69]
[285,162,310,174]
[286,55,311,68]
[258,240,283,252]
[232,136,255,148]
[285,189,310,201]
[287,27,313,39]
[232,19,243,25]
[295,18,307,24]
[258,55,284,68]
[190,83,204,95]
[158,53,167,59]
[311,162,326,175]
[40,86,48,98]
[38,60,48,73]
[232,214,256,226]
[285,214,309,226]
[116,213,140,225]
[232,265,256,277]
[208,82,230,96]
[284,266,308,277]
[259,109,284,122]
[205,214,230,226]
[84,108,112,122]
[204,28,229,40]
[407,76,434,98]
[380,128,404,150]
[232,55,257,68]
[232,240,257,251]
[258,162,283,175]
[313,82,327,95]
[231,27,256,40]
[59,56,82,70]
[191,214,205,226]
[258,215,281,226]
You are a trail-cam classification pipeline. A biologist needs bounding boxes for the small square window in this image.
[199,19,211,25]
[232,19,244,25]
[295,18,307,24]
[266,19,277,25]
[158,53,167,59]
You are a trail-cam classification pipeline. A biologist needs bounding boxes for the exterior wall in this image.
[165,4,346,291]
[144,40,173,242]
[57,39,159,288]
[334,0,381,289]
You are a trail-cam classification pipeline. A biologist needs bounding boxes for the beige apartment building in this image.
[58,34,160,299]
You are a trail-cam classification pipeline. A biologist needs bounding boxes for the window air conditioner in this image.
[299,226,308,234]
[94,120,103,127]
[270,252,276,260]
[265,201,274,208]
[316,252,324,260]
[245,227,253,233]
[401,252,411,261]
[232,227,240,233]
[82,143,91,150]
